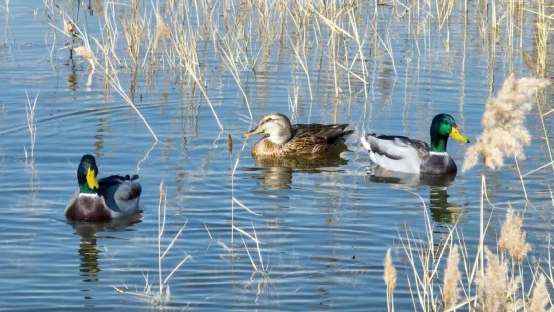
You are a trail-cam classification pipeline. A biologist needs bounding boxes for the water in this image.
[0,1,552,310]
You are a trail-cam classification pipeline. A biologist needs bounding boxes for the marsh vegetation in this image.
[0,0,553,310]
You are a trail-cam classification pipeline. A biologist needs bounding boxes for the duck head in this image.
[243,113,293,144]
[430,114,470,153]
[77,154,100,194]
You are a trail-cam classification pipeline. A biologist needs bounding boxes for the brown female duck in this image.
[243,113,354,158]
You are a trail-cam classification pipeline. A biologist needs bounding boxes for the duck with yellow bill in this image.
[361,114,470,175]
[65,155,142,221]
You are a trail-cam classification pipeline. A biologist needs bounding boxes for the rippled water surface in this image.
[0,1,553,310]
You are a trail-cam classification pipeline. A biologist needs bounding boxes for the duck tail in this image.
[341,129,355,139]
[361,134,379,164]
[361,134,372,151]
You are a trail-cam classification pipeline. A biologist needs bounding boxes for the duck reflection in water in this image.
[246,156,349,191]
[67,215,141,285]
[366,167,465,223]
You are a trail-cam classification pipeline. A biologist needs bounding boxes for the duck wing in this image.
[293,124,354,145]
[98,174,142,216]
[362,134,430,174]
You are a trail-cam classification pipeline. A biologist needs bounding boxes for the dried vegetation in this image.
[37,0,554,309]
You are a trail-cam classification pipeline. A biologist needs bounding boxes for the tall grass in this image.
[45,0,552,120]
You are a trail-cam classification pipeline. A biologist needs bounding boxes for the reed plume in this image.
[462,75,549,172]
[156,14,170,38]
[93,0,103,17]
[74,46,94,60]
[498,207,529,263]
[384,248,397,293]
[64,20,76,34]
[529,274,553,312]
[476,248,509,311]
[442,244,460,309]
[384,248,397,311]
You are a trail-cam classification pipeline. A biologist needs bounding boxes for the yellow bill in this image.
[243,126,263,138]
[86,168,99,189]
[450,126,470,143]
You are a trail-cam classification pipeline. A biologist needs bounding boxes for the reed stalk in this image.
[24,91,39,165]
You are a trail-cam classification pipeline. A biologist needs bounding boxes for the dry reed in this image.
[24,91,39,165]
[528,274,553,312]
[74,46,94,60]
[462,75,550,172]
[43,1,554,309]
[112,181,190,306]
[394,190,552,311]
[63,20,75,34]
[476,248,511,311]
[384,248,397,292]
[498,207,529,263]
[442,244,460,309]
[156,14,170,39]
[384,248,397,312]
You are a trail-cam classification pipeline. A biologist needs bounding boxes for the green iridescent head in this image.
[430,114,469,152]
[77,154,99,194]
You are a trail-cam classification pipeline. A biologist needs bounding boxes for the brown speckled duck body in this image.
[244,113,354,158]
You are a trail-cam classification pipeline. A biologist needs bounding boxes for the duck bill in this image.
[243,126,263,138]
[450,126,470,143]
[86,168,99,190]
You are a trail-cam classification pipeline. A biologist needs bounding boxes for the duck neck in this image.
[79,182,97,194]
[430,135,448,153]
[269,128,292,144]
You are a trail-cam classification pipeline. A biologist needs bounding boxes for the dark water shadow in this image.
[245,156,349,191]
[366,167,464,224]
[67,214,141,288]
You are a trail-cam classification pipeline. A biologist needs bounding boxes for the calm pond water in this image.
[0,1,552,310]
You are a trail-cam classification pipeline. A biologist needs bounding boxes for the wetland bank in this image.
[0,0,553,310]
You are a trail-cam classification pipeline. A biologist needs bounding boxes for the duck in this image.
[361,113,470,175]
[243,113,354,158]
[65,154,142,221]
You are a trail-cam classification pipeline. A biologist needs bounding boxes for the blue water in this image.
[0,1,552,310]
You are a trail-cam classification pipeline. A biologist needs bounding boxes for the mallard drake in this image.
[361,113,470,175]
[243,113,354,158]
[65,155,142,221]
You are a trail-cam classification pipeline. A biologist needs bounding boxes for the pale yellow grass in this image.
[462,75,550,172]
[74,46,94,60]
[384,248,397,312]
[442,244,460,309]
[498,207,529,263]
